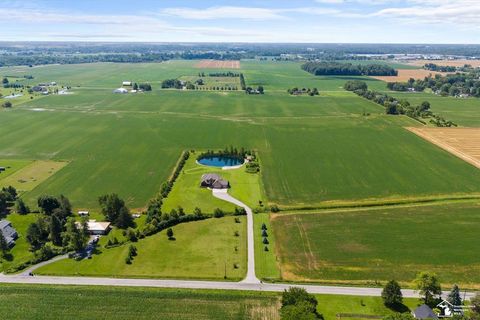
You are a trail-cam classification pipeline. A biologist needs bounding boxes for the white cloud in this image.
[374,0,480,27]
[161,6,286,20]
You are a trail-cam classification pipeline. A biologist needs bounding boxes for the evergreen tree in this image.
[49,213,63,246]
[15,198,29,214]
[166,228,174,239]
[447,284,462,306]
[382,280,403,306]
[0,232,9,258]
[115,206,134,229]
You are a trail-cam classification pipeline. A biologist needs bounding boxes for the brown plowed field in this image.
[195,60,240,69]
[407,59,480,68]
[406,127,480,169]
[370,69,446,82]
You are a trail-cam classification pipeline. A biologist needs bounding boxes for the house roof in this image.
[0,220,18,246]
[87,220,111,231]
[200,173,229,189]
[413,305,438,319]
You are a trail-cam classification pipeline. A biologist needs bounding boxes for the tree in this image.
[414,272,442,306]
[63,217,88,252]
[26,219,49,250]
[257,86,264,94]
[2,77,8,84]
[57,194,72,218]
[471,293,480,317]
[2,186,17,201]
[37,195,60,215]
[15,198,29,214]
[447,284,462,306]
[0,232,10,258]
[382,280,403,306]
[115,206,134,229]
[49,212,63,246]
[133,83,138,90]
[166,227,174,240]
[98,193,125,223]
[281,287,322,320]
[2,101,12,108]
[194,207,202,216]
[0,192,7,214]
[213,208,224,218]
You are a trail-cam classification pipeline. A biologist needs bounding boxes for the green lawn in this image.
[36,216,248,280]
[0,284,280,320]
[254,212,280,280]
[0,213,39,272]
[272,202,480,288]
[162,153,265,214]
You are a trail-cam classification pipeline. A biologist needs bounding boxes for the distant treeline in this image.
[424,63,457,73]
[386,71,480,97]
[344,80,457,127]
[302,62,398,76]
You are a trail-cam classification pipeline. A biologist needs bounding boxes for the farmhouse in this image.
[412,305,438,320]
[78,220,111,235]
[0,220,18,247]
[113,88,128,94]
[200,173,230,189]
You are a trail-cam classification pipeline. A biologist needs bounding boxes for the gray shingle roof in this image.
[0,220,18,247]
[413,305,438,319]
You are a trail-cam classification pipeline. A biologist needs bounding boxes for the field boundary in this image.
[406,127,480,169]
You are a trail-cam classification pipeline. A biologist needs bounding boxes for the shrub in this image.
[270,205,280,213]
[213,208,225,218]
[263,237,269,245]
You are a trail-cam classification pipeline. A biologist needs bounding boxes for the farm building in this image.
[77,220,111,235]
[200,173,230,189]
[113,88,128,94]
[412,305,438,320]
[0,220,18,247]
[0,167,5,172]
[122,81,132,86]
[78,210,89,217]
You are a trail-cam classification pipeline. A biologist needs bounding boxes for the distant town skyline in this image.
[0,0,479,44]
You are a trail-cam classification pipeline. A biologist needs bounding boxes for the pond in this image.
[198,156,244,168]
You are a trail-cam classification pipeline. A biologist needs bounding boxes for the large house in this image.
[200,173,230,189]
[0,220,18,247]
[77,220,111,235]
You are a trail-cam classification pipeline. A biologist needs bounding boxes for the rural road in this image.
[212,188,260,284]
[0,274,476,300]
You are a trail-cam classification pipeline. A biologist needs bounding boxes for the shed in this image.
[113,88,128,94]
[122,81,132,86]
[78,210,89,217]
[0,220,18,247]
[413,305,438,320]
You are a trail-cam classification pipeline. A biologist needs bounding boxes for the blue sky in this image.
[0,0,479,43]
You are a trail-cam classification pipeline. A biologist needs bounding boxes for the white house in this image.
[113,88,128,94]
[77,220,111,235]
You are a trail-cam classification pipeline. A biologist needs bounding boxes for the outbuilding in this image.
[113,88,128,94]
[78,210,89,217]
[122,81,132,86]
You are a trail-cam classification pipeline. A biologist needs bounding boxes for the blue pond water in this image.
[198,156,243,168]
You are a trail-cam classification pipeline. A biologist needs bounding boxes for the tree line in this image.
[388,71,480,98]
[287,87,319,96]
[345,80,457,127]
[302,62,398,76]
[424,63,457,73]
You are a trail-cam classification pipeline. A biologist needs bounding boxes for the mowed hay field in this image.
[0,285,280,320]
[1,61,480,211]
[370,69,447,82]
[272,202,480,288]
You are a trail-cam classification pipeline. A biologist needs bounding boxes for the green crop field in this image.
[0,284,425,320]
[1,60,480,212]
[0,285,281,320]
[36,216,248,280]
[390,92,480,127]
[272,202,480,288]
